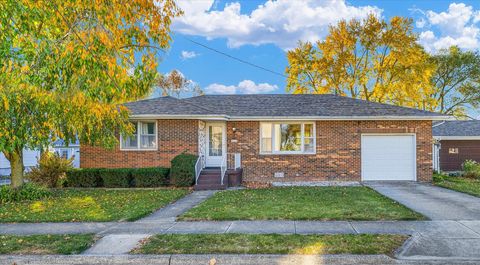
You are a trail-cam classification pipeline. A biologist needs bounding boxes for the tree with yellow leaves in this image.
[0,0,181,188]
[286,14,437,110]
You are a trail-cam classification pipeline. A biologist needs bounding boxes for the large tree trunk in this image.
[6,151,24,188]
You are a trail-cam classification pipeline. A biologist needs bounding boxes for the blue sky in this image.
[158,0,480,95]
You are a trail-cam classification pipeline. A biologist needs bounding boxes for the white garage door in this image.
[361,135,416,181]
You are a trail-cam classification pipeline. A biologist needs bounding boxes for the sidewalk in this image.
[1,254,479,265]
[2,220,479,237]
[2,190,480,260]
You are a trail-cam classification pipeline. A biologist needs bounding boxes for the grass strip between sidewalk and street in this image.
[0,234,96,254]
[0,188,190,222]
[179,187,425,221]
[133,234,408,255]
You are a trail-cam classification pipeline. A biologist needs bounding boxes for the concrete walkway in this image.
[83,190,217,254]
[366,182,480,220]
[1,254,479,265]
[137,190,217,222]
[2,220,480,236]
[83,234,150,255]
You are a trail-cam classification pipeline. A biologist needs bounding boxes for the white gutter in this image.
[130,114,228,121]
[434,136,480,140]
[131,114,452,121]
[228,115,453,121]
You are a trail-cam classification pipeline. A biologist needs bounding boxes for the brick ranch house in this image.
[81,94,450,188]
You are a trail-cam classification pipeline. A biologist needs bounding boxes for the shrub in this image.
[66,168,102,187]
[27,152,73,188]
[170,153,197,187]
[462,160,480,179]
[100,168,133,188]
[0,183,51,203]
[132,167,170,187]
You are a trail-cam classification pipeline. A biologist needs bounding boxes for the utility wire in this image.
[183,36,288,79]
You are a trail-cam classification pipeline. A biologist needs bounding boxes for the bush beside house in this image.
[66,168,103,187]
[66,167,170,188]
[0,183,51,203]
[27,153,73,188]
[65,153,196,188]
[132,168,170,187]
[462,160,480,179]
[100,168,133,188]
[170,153,197,187]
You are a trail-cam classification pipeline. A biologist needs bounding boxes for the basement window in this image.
[120,121,157,150]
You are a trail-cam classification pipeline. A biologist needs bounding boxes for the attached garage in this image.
[361,134,416,181]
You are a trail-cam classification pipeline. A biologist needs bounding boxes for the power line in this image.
[183,36,288,79]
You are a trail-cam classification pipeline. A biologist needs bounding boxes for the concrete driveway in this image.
[366,182,480,220]
[366,182,480,261]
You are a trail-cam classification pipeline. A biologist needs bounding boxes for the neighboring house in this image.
[0,139,80,177]
[52,139,80,168]
[80,94,449,188]
[433,120,480,172]
[0,149,41,176]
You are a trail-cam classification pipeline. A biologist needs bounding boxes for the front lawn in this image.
[0,188,189,222]
[179,187,424,221]
[0,234,96,254]
[434,174,480,197]
[133,234,407,255]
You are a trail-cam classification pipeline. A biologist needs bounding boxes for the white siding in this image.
[0,149,40,176]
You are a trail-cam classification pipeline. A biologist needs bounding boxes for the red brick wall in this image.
[80,120,198,168]
[226,120,433,185]
[81,119,433,183]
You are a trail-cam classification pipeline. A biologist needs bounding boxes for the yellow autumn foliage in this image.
[286,14,438,111]
[0,0,181,187]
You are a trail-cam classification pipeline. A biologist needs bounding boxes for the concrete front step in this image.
[195,167,224,190]
[199,173,221,177]
[197,180,222,185]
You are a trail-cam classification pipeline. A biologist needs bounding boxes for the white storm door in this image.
[205,123,226,167]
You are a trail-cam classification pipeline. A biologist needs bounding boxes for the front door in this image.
[205,122,226,167]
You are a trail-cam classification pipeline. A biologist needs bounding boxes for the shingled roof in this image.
[124,94,449,119]
[433,120,480,136]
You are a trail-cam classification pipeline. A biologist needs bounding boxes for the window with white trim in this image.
[260,122,315,154]
[121,121,157,150]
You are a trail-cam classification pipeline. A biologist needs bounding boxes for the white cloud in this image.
[204,83,237,94]
[205,80,278,94]
[418,3,480,52]
[416,17,426,28]
[180,50,199,60]
[174,0,382,50]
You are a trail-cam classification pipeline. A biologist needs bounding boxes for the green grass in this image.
[133,234,407,255]
[434,174,480,197]
[179,187,424,221]
[0,234,96,254]
[0,188,190,222]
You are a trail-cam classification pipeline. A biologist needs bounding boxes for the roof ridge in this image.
[329,94,443,116]
[123,96,177,105]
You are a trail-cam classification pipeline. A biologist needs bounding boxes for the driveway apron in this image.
[366,182,480,220]
[367,182,480,261]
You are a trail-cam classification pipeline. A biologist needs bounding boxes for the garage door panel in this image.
[361,135,416,181]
